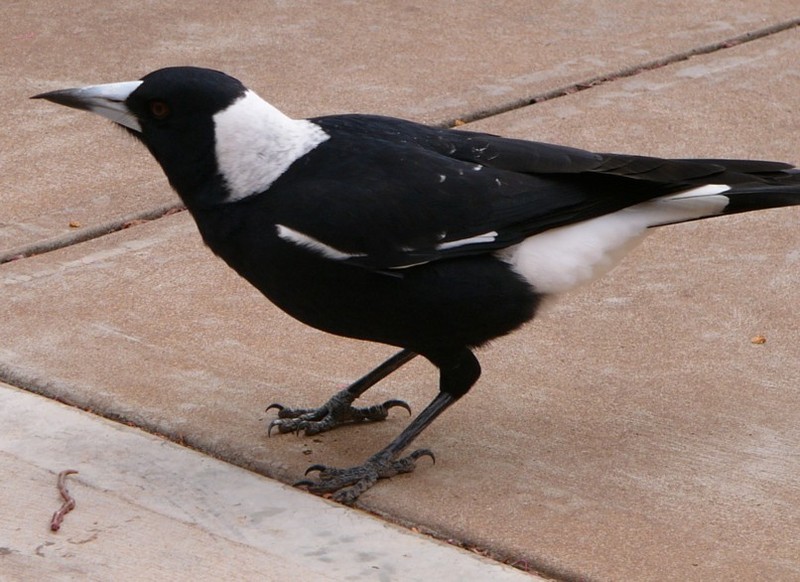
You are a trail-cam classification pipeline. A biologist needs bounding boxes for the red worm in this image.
[50,470,78,532]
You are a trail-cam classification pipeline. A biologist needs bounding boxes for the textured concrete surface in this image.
[0,384,534,581]
[468,24,800,163]
[3,1,799,255]
[3,2,800,581]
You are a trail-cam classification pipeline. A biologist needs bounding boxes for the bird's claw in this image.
[295,448,435,504]
[266,390,411,436]
[304,463,327,476]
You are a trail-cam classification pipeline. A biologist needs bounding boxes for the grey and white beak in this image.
[32,81,144,132]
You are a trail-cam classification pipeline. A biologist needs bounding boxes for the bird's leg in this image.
[267,349,417,436]
[296,348,480,504]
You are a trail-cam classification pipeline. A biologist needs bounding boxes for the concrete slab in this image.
[465,22,800,164]
[3,14,800,582]
[0,383,536,581]
[3,1,799,256]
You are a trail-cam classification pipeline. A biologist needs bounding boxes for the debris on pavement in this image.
[50,469,78,532]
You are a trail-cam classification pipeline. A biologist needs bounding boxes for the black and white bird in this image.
[35,66,800,504]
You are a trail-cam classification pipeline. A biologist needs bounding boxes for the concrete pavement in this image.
[0,384,533,581]
[2,2,800,580]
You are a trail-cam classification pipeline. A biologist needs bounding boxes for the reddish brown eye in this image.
[149,100,170,119]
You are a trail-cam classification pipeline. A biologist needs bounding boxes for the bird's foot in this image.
[267,389,410,436]
[296,448,435,504]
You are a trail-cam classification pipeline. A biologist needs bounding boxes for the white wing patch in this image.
[276,225,365,261]
[498,185,731,294]
[214,91,329,203]
[438,231,498,250]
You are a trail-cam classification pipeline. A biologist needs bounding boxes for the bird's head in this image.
[33,66,328,207]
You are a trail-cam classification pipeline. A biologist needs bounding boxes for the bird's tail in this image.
[499,165,799,295]
[717,177,800,216]
[647,166,800,228]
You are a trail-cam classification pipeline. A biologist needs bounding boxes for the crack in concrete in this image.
[0,202,184,265]
[444,17,800,128]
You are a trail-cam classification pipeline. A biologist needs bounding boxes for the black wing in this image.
[267,114,794,270]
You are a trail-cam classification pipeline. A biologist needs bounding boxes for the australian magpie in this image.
[34,66,800,504]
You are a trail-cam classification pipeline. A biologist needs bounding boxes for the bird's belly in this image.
[240,249,540,349]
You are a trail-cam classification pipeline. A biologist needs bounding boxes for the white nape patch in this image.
[438,231,498,250]
[276,224,363,261]
[214,90,329,202]
[497,184,732,294]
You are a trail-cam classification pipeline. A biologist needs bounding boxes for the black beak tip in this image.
[30,89,89,111]
[30,88,67,101]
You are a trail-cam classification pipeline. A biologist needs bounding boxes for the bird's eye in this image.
[149,100,171,120]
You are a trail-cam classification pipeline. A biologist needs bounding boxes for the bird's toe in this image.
[295,449,435,504]
[266,391,411,436]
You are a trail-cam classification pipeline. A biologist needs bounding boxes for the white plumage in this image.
[214,90,329,203]
[498,184,731,293]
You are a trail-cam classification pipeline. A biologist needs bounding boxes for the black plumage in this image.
[34,67,800,503]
